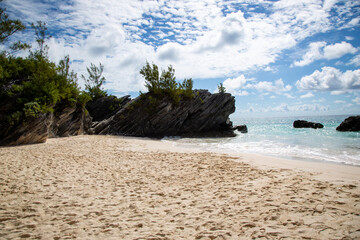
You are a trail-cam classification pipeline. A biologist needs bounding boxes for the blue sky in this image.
[2,0,360,117]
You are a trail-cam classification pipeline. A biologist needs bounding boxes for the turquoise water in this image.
[164,115,360,166]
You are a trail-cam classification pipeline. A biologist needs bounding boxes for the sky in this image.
[2,0,360,118]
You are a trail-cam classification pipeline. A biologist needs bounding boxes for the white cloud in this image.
[245,79,292,93]
[349,54,360,67]
[335,100,346,104]
[296,67,360,92]
[3,0,360,94]
[293,41,358,67]
[223,75,248,96]
[300,92,314,98]
[345,36,354,41]
[353,97,360,105]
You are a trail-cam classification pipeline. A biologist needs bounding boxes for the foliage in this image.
[0,7,90,128]
[0,6,30,55]
[31,21,51,57]
[218,83,226,93]
[23,102,41,118]
[139,61,194,103]
[81,62,107,101]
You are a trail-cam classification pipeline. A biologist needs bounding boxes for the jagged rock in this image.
[0,103,91,146]
[92,90,236,138]
[233,125,248,133]
[293,120,324,129]
[0,113,51,146]
[86,95,131,122]
[336,116,360,132]
[49,104,92,137]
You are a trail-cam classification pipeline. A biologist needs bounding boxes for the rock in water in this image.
[233,125,248,133]
[336,116,360,132]
[92,90,236,138]
[293,120,324,129]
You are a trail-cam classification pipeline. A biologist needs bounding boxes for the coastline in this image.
[1,135,359,239]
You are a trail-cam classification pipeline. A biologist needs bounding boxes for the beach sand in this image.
[0,135,359,239]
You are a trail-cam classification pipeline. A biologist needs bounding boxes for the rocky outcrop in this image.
[336,116,360,132]
[0,113,51,146]
[49,104,92,137]
[0,104,91,146]
[86,95,131,122]
[92,90,236,138]
[233,125,248,133]
[293,120,324,129]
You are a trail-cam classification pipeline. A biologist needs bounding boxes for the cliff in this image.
[92,90,236,138]
[0,104,91,146]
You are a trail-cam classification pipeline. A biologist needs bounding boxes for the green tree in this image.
[140,61,160,94]
[0,6,30,55]
[31,21,51,57]
[139,62,194,103]
[218,83,226,93]
[81,62,107,101]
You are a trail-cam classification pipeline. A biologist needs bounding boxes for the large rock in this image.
[0,103,91,146]
[86,95,131,122]
[92,90,236,138]
[49,104,92,137]
[336,116,360,132]
[293,120,324,129]
[0,113,51,146]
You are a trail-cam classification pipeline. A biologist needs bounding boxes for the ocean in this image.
[163,115,360,166]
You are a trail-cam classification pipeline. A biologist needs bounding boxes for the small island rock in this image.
[293,120,324,129]
[336,116,360,132]
[233,125,248,133]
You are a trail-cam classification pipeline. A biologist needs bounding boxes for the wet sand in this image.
[0,135,359,239]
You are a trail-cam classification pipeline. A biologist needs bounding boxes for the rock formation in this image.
[92,90,236,138]
[293,120,324,129]
[336,116,360,132]
[233,125,248,133]
[86,95,131,122]
[0,104,91,146]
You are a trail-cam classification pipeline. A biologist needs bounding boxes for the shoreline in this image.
[1,135,359,239]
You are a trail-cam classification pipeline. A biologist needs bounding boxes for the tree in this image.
[218,83,226,93]
[31,21,51,57]
[81,62,107,101]
[139,62,194,103]
[140,61,160,94]
[0,6,29,55]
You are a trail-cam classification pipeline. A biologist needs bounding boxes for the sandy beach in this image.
[0,135,359,239]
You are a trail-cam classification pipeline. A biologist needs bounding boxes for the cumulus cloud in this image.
[245,79,292,93]
[353,97,360,105]
[300,92,314,98]
[296,67,360,92]
[222,75,248,96]
[3,0,360,94]
[293,41,358,67]
[349,54,360,66]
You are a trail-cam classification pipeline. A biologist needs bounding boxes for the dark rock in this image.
[0,113,51,146]
[49,104,92,137]
[92,90,236,138]
[0,103,91,146]
[293,120,324,129]
[336,116,360,132]
[233,125,248,133]
[86,95,131,122]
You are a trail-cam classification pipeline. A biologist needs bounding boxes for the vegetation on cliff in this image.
[140,61,194,103]
[0,8,95,133]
